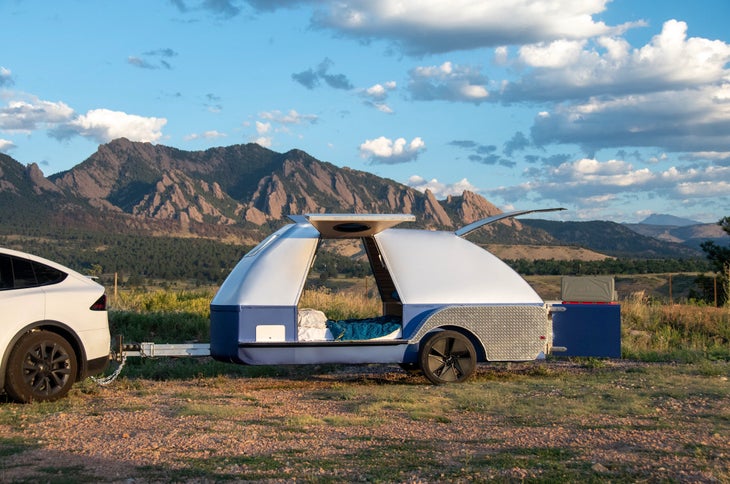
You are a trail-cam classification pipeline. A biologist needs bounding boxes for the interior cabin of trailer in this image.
[293,214,414,342]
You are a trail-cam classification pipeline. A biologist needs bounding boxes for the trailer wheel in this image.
[419,330,476,384]
[4,331,78,403]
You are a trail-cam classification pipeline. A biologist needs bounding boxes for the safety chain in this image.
[91,352,127,386]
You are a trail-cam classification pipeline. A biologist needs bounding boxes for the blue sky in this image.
[1,0,729,223]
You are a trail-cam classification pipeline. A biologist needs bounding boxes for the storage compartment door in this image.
[552,303,621,358]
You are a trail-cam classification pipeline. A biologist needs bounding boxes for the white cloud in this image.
[0,66,13,87]
[503,20,730,102]
[60,109,166,143]
[647,153,668,164]
[0,93,166,145]
[253,110,317,146]
[490,157,730,209]
[259,109,317,125]
[551,158,654,187]
[531,84,730,152]
[255,137,272,148]
[408,61,488,103]
[361,81,397,112]
[311,0,627,55]
[184,130,226,141]
[239,109,320,148]
[359,136,425,164]
[371,103,393,114]
[494,46,509,65]
[676,180,730,197]
[365,81,396,100]
[204,130,226,139]
[682,151,730,161]
[0,138,15,152]
[519,39,586,68]
[407,175,478,198]
[0,98,74,132]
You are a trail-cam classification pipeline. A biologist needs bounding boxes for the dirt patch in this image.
[1,361,728,482]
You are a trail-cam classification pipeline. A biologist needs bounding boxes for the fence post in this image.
[669,273,673,304]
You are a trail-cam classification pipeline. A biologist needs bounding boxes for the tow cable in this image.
[91,351,127,386]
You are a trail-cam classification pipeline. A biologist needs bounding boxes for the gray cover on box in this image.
[561,276,615,302]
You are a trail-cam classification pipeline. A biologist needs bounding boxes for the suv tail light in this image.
[90,294,107,311]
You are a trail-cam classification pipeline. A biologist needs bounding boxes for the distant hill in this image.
[522,219,702,258]
[640,214,699,226]
[624,218,728,252]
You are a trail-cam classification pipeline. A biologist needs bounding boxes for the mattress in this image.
[298,309,402,341]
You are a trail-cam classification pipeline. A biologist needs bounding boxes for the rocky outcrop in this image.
[27,163,63,195]
[444,190,522,231]
[131,169,243,225]
[420,189,452,227]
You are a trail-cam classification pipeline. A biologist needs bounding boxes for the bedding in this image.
[326,315,402,341]
[297,309,402,341]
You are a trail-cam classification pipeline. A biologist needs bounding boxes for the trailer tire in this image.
[419,330,476,384]
[4,331,78,403]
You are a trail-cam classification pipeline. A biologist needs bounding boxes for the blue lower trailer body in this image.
[551,303,621,358]
[210,304,413,365]
[212,302,620,365]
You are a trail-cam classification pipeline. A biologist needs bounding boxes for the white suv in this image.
[1,248,110,402]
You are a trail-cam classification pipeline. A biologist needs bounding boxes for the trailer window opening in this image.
[297,236,405,339]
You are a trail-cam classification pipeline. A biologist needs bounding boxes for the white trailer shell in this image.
[210,210,564,383]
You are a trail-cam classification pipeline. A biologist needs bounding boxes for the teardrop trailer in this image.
[207,210,621,384]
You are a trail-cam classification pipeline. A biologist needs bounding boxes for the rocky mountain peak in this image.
[27,163,62,195]
[0,139,533,240]
[444,190,522,231]
[421,189,453,227]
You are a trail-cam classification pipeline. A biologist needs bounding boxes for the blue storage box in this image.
[552,303,621,358]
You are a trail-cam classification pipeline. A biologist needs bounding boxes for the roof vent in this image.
[333,222,371,233]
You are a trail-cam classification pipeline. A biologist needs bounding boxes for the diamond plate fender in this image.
[410,305,551,361]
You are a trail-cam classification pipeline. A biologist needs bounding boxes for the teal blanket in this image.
[326,315,402,341]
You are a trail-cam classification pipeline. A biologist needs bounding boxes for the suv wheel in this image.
[5,331,78,403]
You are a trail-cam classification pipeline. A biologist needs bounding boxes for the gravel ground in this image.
[1,361,728,482]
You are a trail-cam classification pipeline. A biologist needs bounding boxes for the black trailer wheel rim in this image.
[420,331,476,384]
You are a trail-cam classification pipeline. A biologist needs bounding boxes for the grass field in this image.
[108,279,730,364]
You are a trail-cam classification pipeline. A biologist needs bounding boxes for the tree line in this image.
[504,257,709,276]
[1,217,727,305]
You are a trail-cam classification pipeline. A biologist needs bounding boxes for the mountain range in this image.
[623,219,728,251]
[0,138,726,258]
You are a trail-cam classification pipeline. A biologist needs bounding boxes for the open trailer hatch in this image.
[293,213,415,238]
